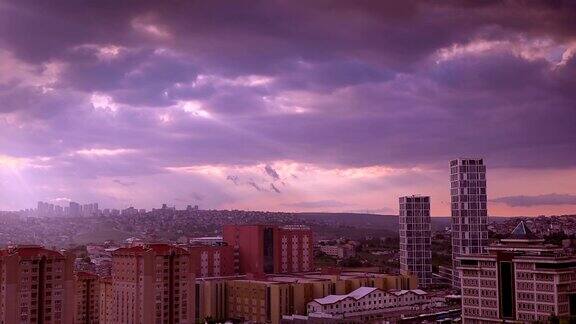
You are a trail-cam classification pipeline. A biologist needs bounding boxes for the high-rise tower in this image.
[399,195,432,288]
[450,158,488,289]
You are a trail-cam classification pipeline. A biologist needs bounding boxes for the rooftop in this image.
[508,221,540,240]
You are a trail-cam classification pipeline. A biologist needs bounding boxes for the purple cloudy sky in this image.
[0,1,575,216]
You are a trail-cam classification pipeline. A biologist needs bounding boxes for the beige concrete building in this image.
[111,243,196,323]
[74,272,99,324]
[459,221,576,323]
[0,245,75,324]
[195,271,416,324]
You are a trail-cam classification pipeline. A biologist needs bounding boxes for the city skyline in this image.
[0,1,575,216]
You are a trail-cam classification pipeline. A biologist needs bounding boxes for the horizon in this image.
[0,1,575,216]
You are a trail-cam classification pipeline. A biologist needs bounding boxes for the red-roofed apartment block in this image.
[0,245,75,324]
[111,243,196,323]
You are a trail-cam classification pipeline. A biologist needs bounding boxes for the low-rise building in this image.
[195,271,416,324]
[307,287,429,321]
[318,244,356,259]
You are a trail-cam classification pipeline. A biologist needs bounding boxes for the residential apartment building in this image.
[195,276,238,323]
[450,158,488,288]
[74,272,99,324]
[187,244,234,278]
[227,279,291,324]
[458,221,576,323]
[111,243,196,323]
[0,245,75,324]
[223,225,313,274]
[98,277,113,324]
[399,195,432,288]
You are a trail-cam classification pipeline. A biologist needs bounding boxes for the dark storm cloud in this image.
[264,164,280,181]
[491,194,576,207]
[0,0,575,184]
[270,183,281,194]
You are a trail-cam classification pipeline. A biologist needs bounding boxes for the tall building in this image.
[459,221,576,323]
[399,195,432,288]
[69,201,81,217]
[0,246,75,324]
[223,225,313,275]
[111,243,196,323]
[99,277,113,324]
[74,272,99,324]
[449,158,488,288]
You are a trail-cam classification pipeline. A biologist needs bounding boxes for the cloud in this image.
[226,175,240,185]
[264,164,280,181]
[0,1,575,212]
[270,183,281,194]
[247,180,264,192]
[113,179,136,187]
[491,193,576,207]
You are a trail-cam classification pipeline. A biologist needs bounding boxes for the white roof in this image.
[312,287,429,305]
[313,295,350,305]
[313,287,379,305]
[348,287,378,299]
[390,289,428,296]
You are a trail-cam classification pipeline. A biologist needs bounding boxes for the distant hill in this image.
[297,212,452,231]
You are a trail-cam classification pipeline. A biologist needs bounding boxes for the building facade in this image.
[111,243,196,323]
[223,225,313,275]
[450,158,488,288]
[74,272,99,324]
[187,245,235,278]
[307,287,429,320]
[399,195,432,288]
[194,271,416,324]
[0,246,75,324]
[458,221,576,323]
[98,277,113,324]
[318,244,356,260]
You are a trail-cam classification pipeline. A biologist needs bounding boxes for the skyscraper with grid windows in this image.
[450,158,488,289]
[399,195,432,288]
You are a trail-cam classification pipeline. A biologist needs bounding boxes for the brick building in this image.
[98,277,113,324]
[111,243,196,323]
[0,245,75,324]
[187,245,235,278]
[74,272,99,324]
[223,224,313,275]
